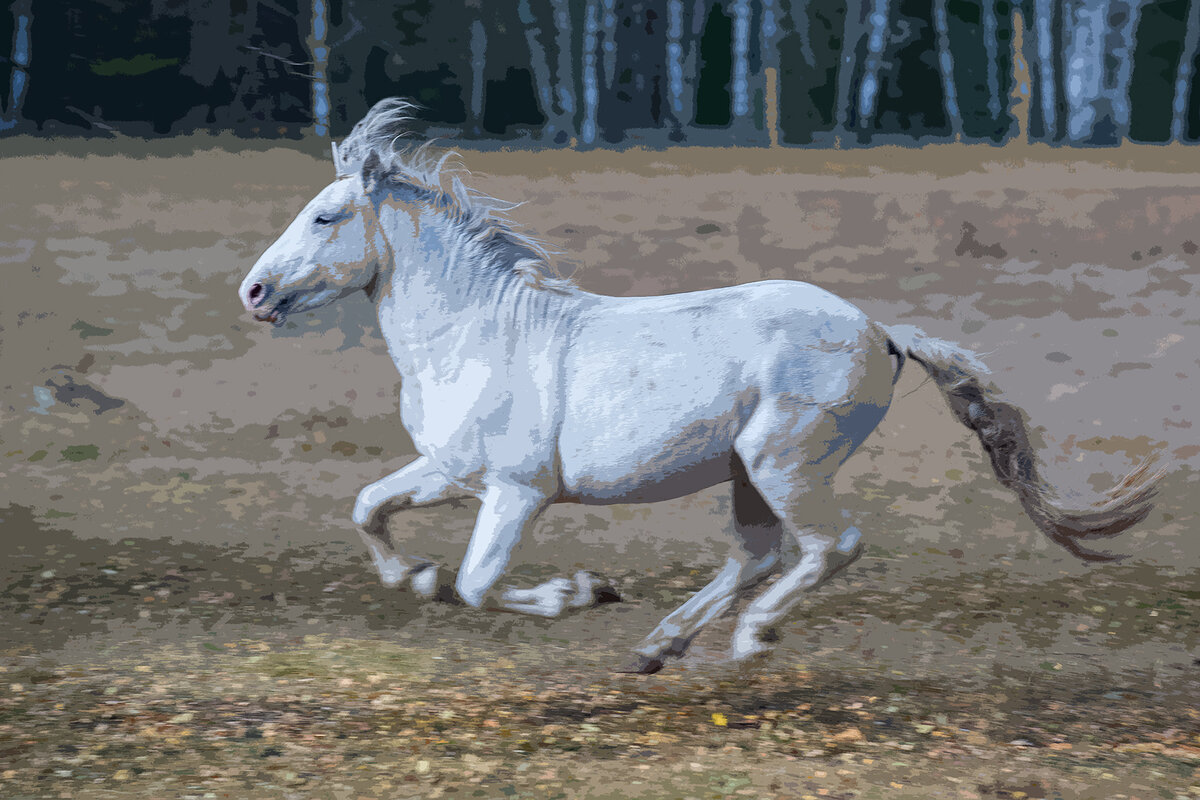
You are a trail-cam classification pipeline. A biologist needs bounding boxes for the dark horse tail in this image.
[883,324,1162,562]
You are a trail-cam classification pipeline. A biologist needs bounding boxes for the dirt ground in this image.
[1,141,1198,799]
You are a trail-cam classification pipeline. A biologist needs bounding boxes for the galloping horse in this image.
[240,100,1159,673]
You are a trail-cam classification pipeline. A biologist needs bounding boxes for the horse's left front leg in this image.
[456,485,619,616]
[353,456,466,599]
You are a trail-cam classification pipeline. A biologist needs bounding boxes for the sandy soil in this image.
[0,142,1197,798]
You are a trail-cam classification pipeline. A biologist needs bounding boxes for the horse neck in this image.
[373,203,574,373]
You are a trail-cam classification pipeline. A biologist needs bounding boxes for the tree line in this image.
[3,0,1200,146]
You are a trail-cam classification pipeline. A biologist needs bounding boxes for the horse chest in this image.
[399,360,494,450]
[397,359,558,486]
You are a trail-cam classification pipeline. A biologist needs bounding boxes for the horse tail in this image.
[883,324,1162,562]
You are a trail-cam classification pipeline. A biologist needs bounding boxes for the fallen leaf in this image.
[831,728,864,744]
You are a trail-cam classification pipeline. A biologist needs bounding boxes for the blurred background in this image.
[1,5,1198,796]
[4,0,1200,147]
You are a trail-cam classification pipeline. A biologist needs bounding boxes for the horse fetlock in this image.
[729,626,775,662]
[662,634,695,658]
[825,537,865,579]
[455,573,490,609]
[409,562,458,602]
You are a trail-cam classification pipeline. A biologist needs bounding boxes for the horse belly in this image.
[557,376,749,504]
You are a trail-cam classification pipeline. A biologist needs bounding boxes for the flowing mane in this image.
[334,99,575,294]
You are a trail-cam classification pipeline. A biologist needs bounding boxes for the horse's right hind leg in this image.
[618,461,783,674]
[726,409,878,662]
[353,456,466,599]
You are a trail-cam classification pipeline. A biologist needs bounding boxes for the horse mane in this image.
[334,98,575,294]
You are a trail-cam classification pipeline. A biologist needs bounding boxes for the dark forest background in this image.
[2,0,1199,146]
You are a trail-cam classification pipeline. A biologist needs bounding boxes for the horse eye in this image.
[314,214,334,225]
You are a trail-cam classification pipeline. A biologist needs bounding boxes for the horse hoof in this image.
[614,655,664,675]
[571,571,622,608]
[409,563,439,598]
[594,584,622,605]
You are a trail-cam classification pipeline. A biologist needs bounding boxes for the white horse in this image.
[240,100,1160,673]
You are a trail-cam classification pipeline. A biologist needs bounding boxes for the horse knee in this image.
[352,483,384,527]
[353,482,412,528]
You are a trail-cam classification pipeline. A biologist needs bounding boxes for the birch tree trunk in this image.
[856,0,891,132]
[931,0,961,137]
[983,0,1002,119]
[518,0,560,140]
[469,18,486,136]
[550,0,576,139]
[2,0,32,130]
[1173,0,1200,140]
[600,0,617,92]
[793,0,816,68]
[731,0,752,119]
[1064,0,1109,143]
[308,0,331,137]
[1108,0,1146,140]
[1034,0,1057,140]
[666,0,687,132]
[835,1,868,136]
[581,0,600,143]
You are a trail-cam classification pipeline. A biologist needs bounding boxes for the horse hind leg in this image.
[727,401,883,663]
[617,461,783,674]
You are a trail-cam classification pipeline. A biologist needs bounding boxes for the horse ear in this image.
[361,151,382,195]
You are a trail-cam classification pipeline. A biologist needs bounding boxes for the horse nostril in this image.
[247,282,265,307]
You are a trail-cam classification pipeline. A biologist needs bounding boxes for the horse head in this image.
[239,151,389,326]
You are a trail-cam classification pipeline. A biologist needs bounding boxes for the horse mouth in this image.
[251,296,292,326]
[252,308,286,326]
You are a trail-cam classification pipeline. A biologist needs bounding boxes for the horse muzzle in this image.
[242,281,291,326]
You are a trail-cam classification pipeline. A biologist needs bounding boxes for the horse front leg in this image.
[353,456,466,599]
[456,485,619,616]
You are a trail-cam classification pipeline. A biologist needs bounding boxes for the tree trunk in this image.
[793,0,816,68]
[469,18,486,136]
[666,0,686,131]
[835,1,868,136]
[983,0,1002,119]
[309,0,331,137]
[931,0,961,137]
[731,0,752,119]
[1173,0,1200,140]
[600,0,617,92]
[518,0,560,140]
[1010,9,1032,141]
[549,0,576,138]
[1034,0,1057,140]
[760,0,782,145]
[857,0,891,132]
[581,0,600,143]
[1064,0,1109,143]
[1108,0,1146,141]
[2,0,32,130]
